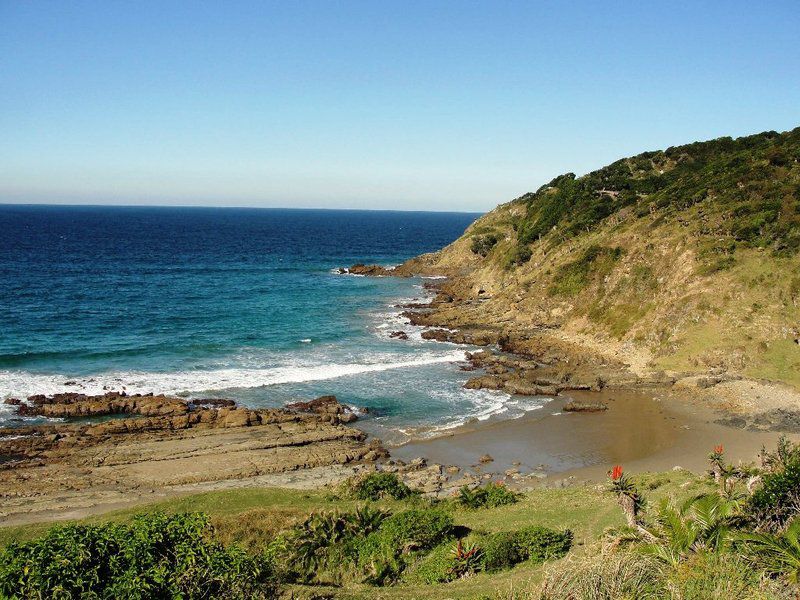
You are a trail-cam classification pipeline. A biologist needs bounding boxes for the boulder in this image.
[421,328,451,342]
[464,375,504,390]
[286,395,359,423]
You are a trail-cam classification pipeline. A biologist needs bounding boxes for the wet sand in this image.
[391,387,796,481]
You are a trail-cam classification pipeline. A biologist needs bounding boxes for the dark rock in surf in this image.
[286,395,359,424]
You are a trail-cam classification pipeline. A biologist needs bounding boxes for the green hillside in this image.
[405,127,800,386]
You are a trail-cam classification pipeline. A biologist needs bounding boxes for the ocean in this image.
[0,205,544,441]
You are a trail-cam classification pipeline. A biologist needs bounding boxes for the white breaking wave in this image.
[0,350,468,399]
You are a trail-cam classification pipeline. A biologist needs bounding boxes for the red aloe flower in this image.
[610,465,623,481]
[714,445,724,455]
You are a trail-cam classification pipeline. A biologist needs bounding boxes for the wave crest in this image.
[0,350,467,399]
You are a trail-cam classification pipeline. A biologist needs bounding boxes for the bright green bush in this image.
[407,524,572,584]
[358,509,454,584]
[352,472,413,501]
[456,482,521,509]
[514,525,573,563]
[365,509,453,555]
[0,513,274,599]
[403,542,455,584]
[404,538,484,584]
[480,531,522,572]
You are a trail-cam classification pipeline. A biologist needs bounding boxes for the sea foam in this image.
[0,350,468,400]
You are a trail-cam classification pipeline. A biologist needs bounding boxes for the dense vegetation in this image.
[521,128,799,252]
[0,513,273,599]
[469,127,800,267]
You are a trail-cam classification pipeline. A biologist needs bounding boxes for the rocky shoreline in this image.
[0,392,390,523]
[350,263,800,431]
[0,391,504,525]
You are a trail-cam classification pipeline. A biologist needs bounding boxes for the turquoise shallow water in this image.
[0,205,544,440]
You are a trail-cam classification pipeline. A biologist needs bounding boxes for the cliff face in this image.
[401,127,800,387]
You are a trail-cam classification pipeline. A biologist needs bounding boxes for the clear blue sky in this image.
[1,1,799,212]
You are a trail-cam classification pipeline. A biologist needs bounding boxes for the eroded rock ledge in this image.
[0,392,386,523]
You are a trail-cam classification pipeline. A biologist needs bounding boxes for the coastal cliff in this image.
[397,127,800,391]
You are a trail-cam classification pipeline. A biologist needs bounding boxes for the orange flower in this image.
[610,465,623,481]
[714,445,724,455]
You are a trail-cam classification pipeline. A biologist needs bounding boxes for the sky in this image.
[1,1,799,212]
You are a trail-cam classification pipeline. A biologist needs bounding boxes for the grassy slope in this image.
[0,471,715,599]
[405,127,800,386]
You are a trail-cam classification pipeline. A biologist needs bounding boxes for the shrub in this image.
[352,472,413,501]
[365,509,453,554]
[406,524,572,584]
[480,531,522,572]
[514,525,573,563]
[404,538,483,584]
[548,245,623,297]
[505,244,533,267]
[747,440,800,531]
[0,513,274,599]
[479,525,572,574]
[457,482,521,509]
[471,234,499,257]
[280,505,387,584]
[358,508,454,584]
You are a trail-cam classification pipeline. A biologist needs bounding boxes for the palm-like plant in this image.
[640,494,739,567]
[738,518,800,584]
[608,466,642,527]
[287,506,388,580]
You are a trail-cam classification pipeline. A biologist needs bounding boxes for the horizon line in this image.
[0,201,484,215]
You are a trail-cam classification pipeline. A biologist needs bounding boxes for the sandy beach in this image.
[392,387,797,482]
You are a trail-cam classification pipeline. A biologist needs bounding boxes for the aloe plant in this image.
[608,466,642,527]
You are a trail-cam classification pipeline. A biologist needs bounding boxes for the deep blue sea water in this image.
[0,205,543,441]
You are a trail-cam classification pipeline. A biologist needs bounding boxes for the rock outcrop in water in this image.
[341,264,409,277]
[286,395,359,424]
